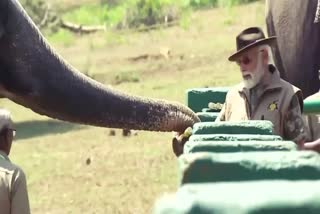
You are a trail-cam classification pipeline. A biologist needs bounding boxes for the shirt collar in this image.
[0,150,10,161]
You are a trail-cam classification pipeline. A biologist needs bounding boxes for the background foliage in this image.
[22,0,260,31]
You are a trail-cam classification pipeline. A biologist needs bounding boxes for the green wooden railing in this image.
[304,97,320,114]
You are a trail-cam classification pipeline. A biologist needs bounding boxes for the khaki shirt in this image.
[304,92,320,141]
[216,70,307,143]
[0,151,30,214]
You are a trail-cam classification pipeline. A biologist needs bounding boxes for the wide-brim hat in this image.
[228,27,277,61]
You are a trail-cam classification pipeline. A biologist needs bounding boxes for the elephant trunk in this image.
[10,75,200,132]
[0,0,200,132]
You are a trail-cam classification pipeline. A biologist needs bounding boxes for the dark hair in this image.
[0,126,10,136]
[0,127,8,146]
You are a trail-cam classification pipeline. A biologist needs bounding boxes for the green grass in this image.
[47,29,76,46]
[8,1,265,213]
[62,4,109,25]
[55,0,261,32]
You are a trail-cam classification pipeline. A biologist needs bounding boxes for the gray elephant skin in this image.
[266,0,320,97]
[0,0,200,132]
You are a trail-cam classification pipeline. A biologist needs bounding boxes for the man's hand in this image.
[303,138,320,152]
[172,127,193,157]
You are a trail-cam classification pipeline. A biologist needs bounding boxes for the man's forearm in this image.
[303,138,320,152]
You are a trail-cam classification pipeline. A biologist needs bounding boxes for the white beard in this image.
[242,56,264,89]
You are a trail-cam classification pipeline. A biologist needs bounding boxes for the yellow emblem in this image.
[268,101,278,111]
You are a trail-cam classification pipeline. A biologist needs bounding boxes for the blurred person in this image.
[0,109,30,214]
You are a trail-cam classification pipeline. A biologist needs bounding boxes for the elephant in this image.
[0,0,200,133]
[266,0,320,98]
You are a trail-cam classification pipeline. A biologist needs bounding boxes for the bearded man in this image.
[172,27,320,157]
[216,27,307,144]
